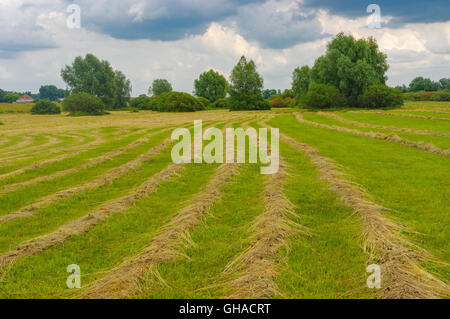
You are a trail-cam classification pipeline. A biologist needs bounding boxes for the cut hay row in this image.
[82,163,240,299]
[0,128,149,180]
[397,109,450,115]
[295,114,450,157]
[373,112,450,122]
[0,163,183,271]
[0,129,171,195]
[220,160,308,298]
[323,112,450,137]
[0,135,61,158]
[270,124,449,299]
[0,135,34,153]
[0,135,174,224]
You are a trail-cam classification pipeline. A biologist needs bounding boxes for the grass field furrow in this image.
[296,113,450,157]
[275,127,449,298]
[0,128,151,181]
[0,135,34,153]
[0,133,174,223]
[220,159,308,298]
[325,113,450,136]
[0,128,170,195]
[0,163,183,271]
[373,111,450,122]
[81,162,240,298]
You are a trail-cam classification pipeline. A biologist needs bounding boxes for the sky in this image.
[0,0,449,96]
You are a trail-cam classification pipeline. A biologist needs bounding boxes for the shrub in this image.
[269,95,295,108]
[62,92,105,115]
[228,94,270,111]
[196,97,210,109]
[30,99,61,114]
[147,92,203,112]
[303,84,346,109]
[431,91,450,101]
[358,85,403,108]
[209,98,230,109]
[129,96,150,109]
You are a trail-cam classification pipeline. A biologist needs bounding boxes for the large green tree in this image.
[311,33,389,104]
[60,53,117,106]
[228,56,269,110]
[194,69,228,102]
[39,85,66,101]
[148,79,172,96]
[292,65,311,98]
[113,71,132,108]
[409,77,441,92]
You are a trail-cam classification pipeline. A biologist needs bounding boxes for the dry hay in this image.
[0,163,183,271]
[0,135,34,153]
[0,135,61,158]
[266,122,450,299]
[323,112,450,137]
[0,129,171,195]
[0,136,174,224]
[296,113,450,157]
[81,163,240,299]
[373,112,450,122]
[220,160,309,299]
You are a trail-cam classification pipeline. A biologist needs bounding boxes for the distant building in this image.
[15,94,34,104]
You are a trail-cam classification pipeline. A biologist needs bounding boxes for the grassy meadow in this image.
[0,101,448,299]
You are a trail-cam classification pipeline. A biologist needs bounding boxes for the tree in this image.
[228,56,269,110]
[148,79,172,96]
[408,77,440,92]
[0,89,6,102]
[62,92,105,115]
[60,53,117,106]
[439,78,450,91]
[113,71,132,108]
[311,33,388,105]
[194,70,228,103]
[39,85,66,101]
[292,65,311,98]
[262,89,277,99]
[3,92,20,103]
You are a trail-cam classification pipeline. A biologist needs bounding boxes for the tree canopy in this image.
[194,70,228,102]
[228,56,269,110]
[60,54,120,106]
[39,85,66,101]
[311,33,389,104]
[149,79,172,96]
[292,65,311,98]
[113,71,132,108]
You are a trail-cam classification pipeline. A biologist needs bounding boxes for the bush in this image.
[228,94,270,111]
[129,96,150,109]
[30,99,61,114]
[196,97,210,109]
[62,92,105,115]
[146,92,203,112]
[358,85,403,108]
[303,84,346,109]
[209,98,230,109]
[431,91,450,101]
[269,95,295,108]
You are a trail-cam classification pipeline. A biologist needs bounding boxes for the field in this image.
[0,101,448,299]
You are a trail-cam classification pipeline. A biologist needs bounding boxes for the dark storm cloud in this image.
[302,0,450,26]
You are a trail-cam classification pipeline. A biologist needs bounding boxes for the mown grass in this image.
[402,101,450,110]
[0,103,33,114]
[269,114,450,280]
[303,112,450,149]
[338,112,450,133]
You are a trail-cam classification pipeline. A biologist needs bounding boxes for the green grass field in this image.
[0,101,448,299]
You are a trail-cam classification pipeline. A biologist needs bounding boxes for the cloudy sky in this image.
[0,0,449,95]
